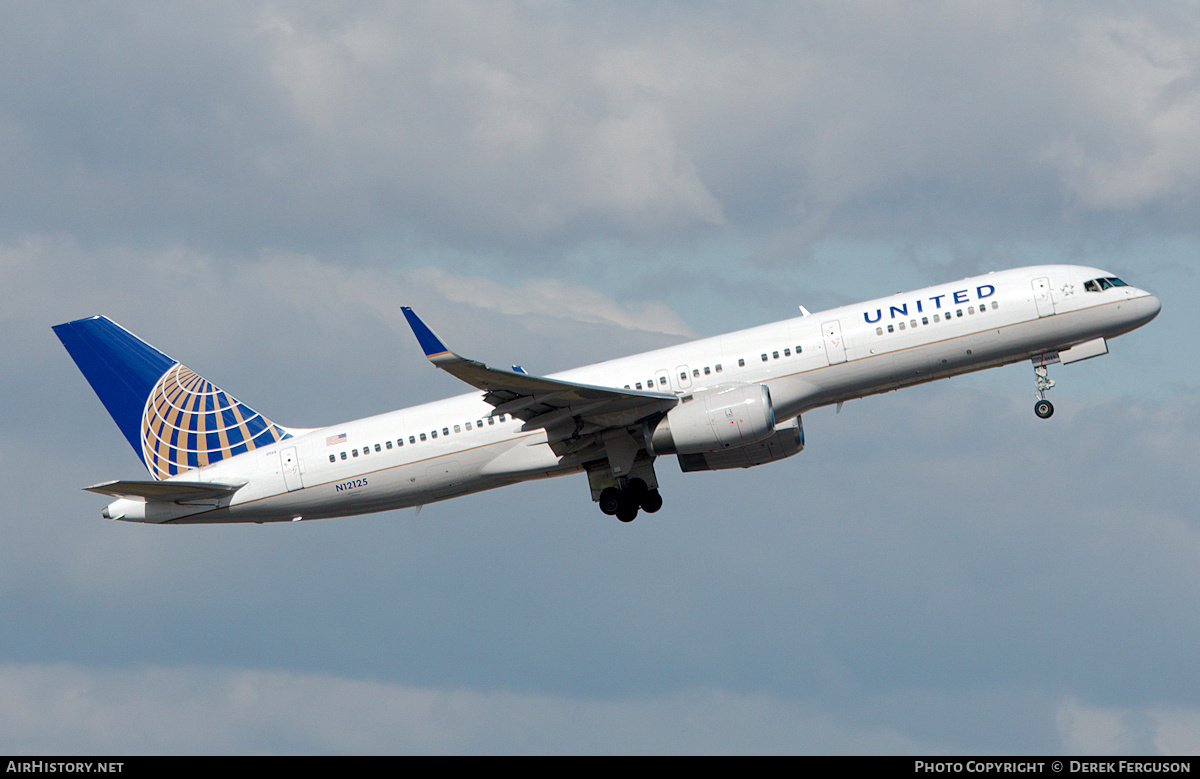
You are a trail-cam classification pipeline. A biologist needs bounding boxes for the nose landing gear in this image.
[1033,358,1056,419]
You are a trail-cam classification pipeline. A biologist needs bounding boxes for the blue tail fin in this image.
[53,316,290,480]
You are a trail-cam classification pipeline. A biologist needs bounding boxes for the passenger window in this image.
[783,348,791,356]
[442,427,449,436]
[956,309,963,317]
[795,345,802,354]
[761,354,768,362]
[409,436,416,444]
[397,439,404,447]
[921,317,928,325]
[419,433,426,441]
[375,443,381,452]
[693,369,700,378]
[386,441,392,449]
[341,452,347,460]
[454,425,461,434]
[488,417,494,425]
[431,430,437,439]
[352,449,358,457]
[329,454,336,463]
[715,364,722,372]
[772,351,779,359]
[898,322,905,330]
[680,371,688,381]
[991,301,998,310]
[659,377,666,386]
[636,382,642,389]
[876,327,883,335]
[887,325,894,333]
[738,359,745,367]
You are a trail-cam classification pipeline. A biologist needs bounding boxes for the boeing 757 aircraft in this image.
[55,265,1160,524]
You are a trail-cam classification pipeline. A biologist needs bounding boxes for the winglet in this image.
[401,307,455,362]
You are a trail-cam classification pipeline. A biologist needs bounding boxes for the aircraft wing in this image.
[84,479,246,502]
[401,307,679,438]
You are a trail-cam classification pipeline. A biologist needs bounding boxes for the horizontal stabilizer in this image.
[84,479,246,502]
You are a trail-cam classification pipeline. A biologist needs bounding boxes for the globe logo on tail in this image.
[141,363,289,480]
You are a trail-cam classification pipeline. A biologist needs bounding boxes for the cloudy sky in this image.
[3,1,1199,754]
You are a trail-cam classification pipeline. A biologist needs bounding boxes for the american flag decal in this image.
[326,433,347,446]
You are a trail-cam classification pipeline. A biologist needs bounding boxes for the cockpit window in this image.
[1084,277,1128,292]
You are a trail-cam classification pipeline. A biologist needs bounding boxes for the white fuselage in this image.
[113,264,1160,523]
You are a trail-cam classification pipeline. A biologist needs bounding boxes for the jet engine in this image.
[646,383,775,456]
[676,416,804,472]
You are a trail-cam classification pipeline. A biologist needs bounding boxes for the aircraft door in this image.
[675,365,692,391]
[822,320,848,365]
[280,446,304,492]
[1032,277,1055,317]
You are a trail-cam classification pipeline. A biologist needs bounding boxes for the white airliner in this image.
[55,265,1159,524]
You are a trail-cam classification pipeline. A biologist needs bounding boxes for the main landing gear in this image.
[598,478,663,523]
[1033,360,1055,419]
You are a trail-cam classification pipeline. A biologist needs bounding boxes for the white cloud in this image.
[1057,698,1200,756]
[1042,10,1200,211]
[413,265,696,337]
[1057,698,1142,754]
[1151,708,1200,755]
[256,2,726,244]
[0,663,943,754]
[5,3,1200,254]
[8,663,1200,754]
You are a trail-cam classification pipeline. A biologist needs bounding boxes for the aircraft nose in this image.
[1138,292,1162,323]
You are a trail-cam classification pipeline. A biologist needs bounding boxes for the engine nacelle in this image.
[676,416,804,472]
[647,383,775,456]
